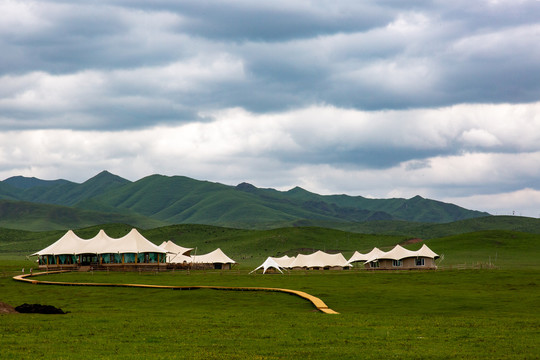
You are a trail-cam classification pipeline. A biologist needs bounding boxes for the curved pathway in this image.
[13,271,339,314]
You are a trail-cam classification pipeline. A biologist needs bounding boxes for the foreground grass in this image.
[1,269,539,359]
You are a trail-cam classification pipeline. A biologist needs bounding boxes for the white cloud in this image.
[459,129,501,147]
[1,101,540,218]
[0,0,51,35]
[450,23,540,61]
[444,188,540,217]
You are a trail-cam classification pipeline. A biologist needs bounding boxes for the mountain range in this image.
[0,171,490,231]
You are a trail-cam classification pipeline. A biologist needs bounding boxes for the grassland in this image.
[1,224,539,359]
[1,269,538,359]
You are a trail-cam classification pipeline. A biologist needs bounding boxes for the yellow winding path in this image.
[13,271,339,314]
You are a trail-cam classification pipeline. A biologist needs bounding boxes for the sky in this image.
[1,0,540,217]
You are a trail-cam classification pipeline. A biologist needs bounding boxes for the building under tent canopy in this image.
[32,229,168,270]
[191,248,236,270]
[167,253,193,264]
[363,244,439,270]
[289,250,350,270]
[250,257,284,274]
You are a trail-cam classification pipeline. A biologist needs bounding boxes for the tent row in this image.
[251,251,350,274]
[251,244,439,273]
[33,231,236,270]
[348,244,439,270]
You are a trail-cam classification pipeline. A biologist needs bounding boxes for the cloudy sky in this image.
[1,0,540,217]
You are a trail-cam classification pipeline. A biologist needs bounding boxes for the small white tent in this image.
[250,257,284,274]
[191,248,236,269]
[159,240,193,264]
[159,240,193,256]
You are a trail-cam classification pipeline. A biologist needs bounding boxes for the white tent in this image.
[249,257,284,274]
[191,248,236,265]
[159,240,193,256]
[289,250,349,269]
[159,240,193,263]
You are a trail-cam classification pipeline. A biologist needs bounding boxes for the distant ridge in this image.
[0,171,490,231]
[3,176,72,189]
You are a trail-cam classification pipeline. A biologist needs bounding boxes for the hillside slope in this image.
[0,200,165,231]
[0,171,490,230]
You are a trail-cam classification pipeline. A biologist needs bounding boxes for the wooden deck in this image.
[13,271,339,314]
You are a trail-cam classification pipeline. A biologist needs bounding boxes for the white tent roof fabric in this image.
[348,251,368,263]
[271,255,296,268]
[159,241,193,256]
[415,244,440,258]
[32,229,167,256]
[32,230,88,256]
[289,250,349,268]
[191,248,236,264]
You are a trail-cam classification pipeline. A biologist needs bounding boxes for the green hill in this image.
[0,200,165,231]
[3,176,71,189]
[0,172,490,231]
[15,170,131,206]
[421,230,540,269]
[342,215,540,238]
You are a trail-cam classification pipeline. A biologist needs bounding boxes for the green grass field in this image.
[1,269,538,359]
[1,224,539,359]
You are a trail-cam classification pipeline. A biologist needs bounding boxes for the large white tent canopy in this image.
[32,229,168,256]
[289,250,349,268]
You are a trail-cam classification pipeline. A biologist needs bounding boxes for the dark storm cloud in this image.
[118,0,393,41]
[2,0,540,217]
[1,0,540,131]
